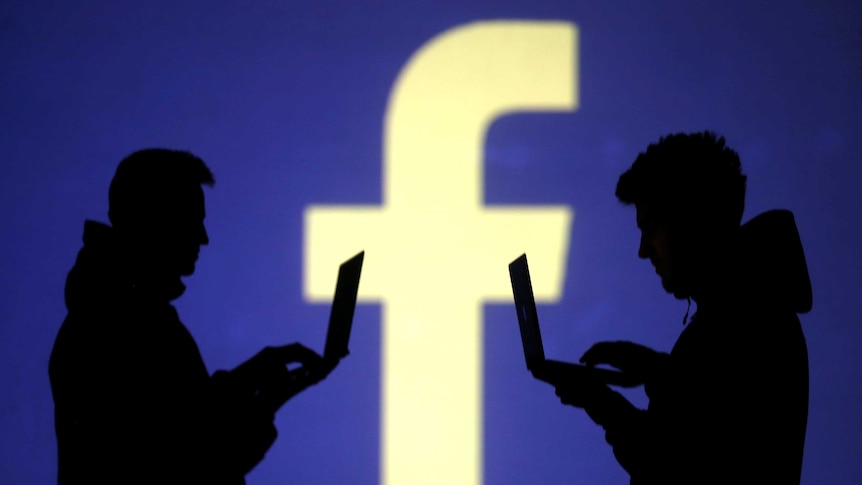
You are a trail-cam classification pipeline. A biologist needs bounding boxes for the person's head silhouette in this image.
[108,148,214,280]
[616,131,747,301]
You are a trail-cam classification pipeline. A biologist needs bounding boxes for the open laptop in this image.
[257,250,364,413]
[323,250,364,363]
[508,253,639,387]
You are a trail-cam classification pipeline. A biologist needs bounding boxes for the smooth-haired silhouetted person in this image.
[49,149,332,485]
[549,132,811,484]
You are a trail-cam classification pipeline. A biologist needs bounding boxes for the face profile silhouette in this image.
[635,204,678,295]
[618,133,747,303]
[143,184,209,278]
[107,148,214,285]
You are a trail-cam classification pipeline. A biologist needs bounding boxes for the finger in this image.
[555,388,585,408]
[555,385,576,400]
[286,364,329,387]
[266,343,324,366]
[579,341,619,365]
[259,368,321,409]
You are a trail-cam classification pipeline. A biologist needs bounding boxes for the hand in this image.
[554,375,608,409]
[232,343,334,411]
[555,379,636,428]
[579,341,668,384]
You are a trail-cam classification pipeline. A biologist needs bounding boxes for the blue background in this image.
[2,1,861,483]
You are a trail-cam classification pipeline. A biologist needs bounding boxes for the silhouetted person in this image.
[49,149,332,485]
[550,132,811,484]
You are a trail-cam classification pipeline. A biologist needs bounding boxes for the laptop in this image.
[256,251,364,413]
[508,253,639,387]
[323,250,365,363]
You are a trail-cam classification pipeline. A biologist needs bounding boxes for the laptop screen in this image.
[509,253,545,371]
[323,251,364,361]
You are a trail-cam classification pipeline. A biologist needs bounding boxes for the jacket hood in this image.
[65,221,124,312]
[64,220,185,311]
[735,209,812,314]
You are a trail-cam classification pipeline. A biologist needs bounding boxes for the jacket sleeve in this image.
[590,361,746,482]
[581,387,654,479]
[594,314,804,484]
[53,314,276,484]
[208,370,279,476]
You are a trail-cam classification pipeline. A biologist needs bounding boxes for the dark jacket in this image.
[49,221,276,485]
[604,210,811,484]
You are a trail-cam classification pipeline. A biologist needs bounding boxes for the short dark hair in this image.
[616,131,747,232]
[108,148,214,227]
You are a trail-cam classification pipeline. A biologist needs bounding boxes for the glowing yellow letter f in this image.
[305,21,578,485]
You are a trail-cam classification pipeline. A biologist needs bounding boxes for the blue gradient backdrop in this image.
[2,1,861,483]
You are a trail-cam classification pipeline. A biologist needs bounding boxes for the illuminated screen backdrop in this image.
[2,1,861,484]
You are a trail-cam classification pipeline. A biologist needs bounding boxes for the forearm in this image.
[209,370,279,475]
[582,389,656,477]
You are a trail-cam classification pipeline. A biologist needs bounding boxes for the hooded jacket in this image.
[602,209,811,484]
[49,221,275,485]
